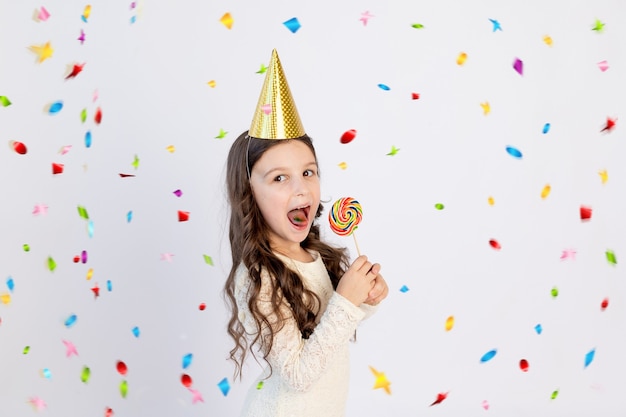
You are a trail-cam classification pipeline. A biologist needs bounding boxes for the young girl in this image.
[223,50,389,417]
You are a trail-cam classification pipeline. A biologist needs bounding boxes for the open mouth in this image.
[287,206,310,228]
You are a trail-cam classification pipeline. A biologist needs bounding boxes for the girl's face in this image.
[250,140,321,256]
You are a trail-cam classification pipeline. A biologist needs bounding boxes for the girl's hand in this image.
[336,255,378,306]
[364,272,389,306]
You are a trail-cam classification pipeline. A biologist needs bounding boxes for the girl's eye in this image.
[274,175,287,182]
[304,169,316,177]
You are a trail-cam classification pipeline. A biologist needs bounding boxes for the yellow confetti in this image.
[86,268,94,280]
[0,293,11,305]
[541,184,551,199]
[29,41,54,63]
[83,5,92,20]
[369,366,391,395]
[445,315,454,331]
[543,35,553,46]
[338,162,348,170]
[166,145,176,153]
[488,196,495,206]
[456,52,467,66]
[220,12,234,29]
[207,80,216,88]
[598,169,608,184]
[480,102,490,115]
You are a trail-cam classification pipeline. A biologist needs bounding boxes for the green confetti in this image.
[256,64,268,74]
[77,206,89,220]
[47,256,57,272]
[386,146,400,156]
[215,128,228,139]
[606,250,617,265]
[256,381,264,390]
[435,203,444,210]
[203,254,214,266]
[551,286,559,298]
[23,244,30,252]
[120,380,128,398]
[132,154,140,169]
[81,366,91,383]
[551,389,559,400]
[411,23,424,29]
[23,346,30,354]
[80,108,87,123]
[0,96,11,107]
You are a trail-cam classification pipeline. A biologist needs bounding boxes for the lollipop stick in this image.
[352,232,361,257]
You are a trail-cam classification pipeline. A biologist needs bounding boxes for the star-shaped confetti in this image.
[430,392,449,406]
[560,249,576,260]
[215,128,228,139]
[189,387,204,404]
[601,117,616,132]
[65,63,85,79]
[77,29,86,44]
[63,340,78,357]
[591,19,605,33]
[369,366,391,394]
[480,102,490,115]
[598,169,608,184]
[360,11,374,26]
[386,146,399,156]
[91,283,100,298]
[256,64,268,74]
[28,396,47,411]
[160,253,174,262]
[29,42,54,63]
[489,18,502,32]
[33,204,48,216]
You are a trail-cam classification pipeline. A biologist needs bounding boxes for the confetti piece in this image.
[37,7,51,22]
[207,80,216,88]
[81,251,88,265]
[543,123,551,134]
[166,145,176,153]
[434,203,444,210]
[411,23,424,29]
[23,244,30,252]
[33,204,48,215]
[86,268,94,280]
[160,253,174,262]
[456,52,467,65]
[218,378,230,396]
[601,117,616,132]
[10,140,27,154]
[28,397,47,411]
[519,359,529,372]
[107,280,112,291]
[48,257,57,272]
[63,340,78,357]
[551,287,559,298]
[120,380,128,398]
[338,162,347,170]
[77,29,86,44]
[199,303,206,311]
[584,348,595,368]
[81,366,90,383]
[482,400,490,410]
[132,326,140,337]
[0,96,11,107]
[29,41,54,63]
[386,146,399,156]
[0,293,10,305]
[480,102,490,115]
[551,389,559,400]
[105,407,113,417]
[220,12,233,29]
[543,35,553,46]
[488,196,495,206]
[283,17,301,33]
[560,249,576,260]
[173,189,183,197]
[23,346,30,354]
[82,5,92,21]
[430,392,448,406]
[369,366,391,394]
[91,283,99,298]
[65,314,77,328]
[132,154,140,169]
[85,131,92,148]
[340,129,356,144]
[81,108,87,123]
[59,145,72,155]
[505,146,522,159]
[445,315,454,331]
[256,64,268,74]
[591,19,605,33]
[598,170,608,184]
[178,211,190,222]
[580,205,592,221]
[359,11,374,26]
[489,239,501,250]
[215,128,228,139]
[256,381,264,389]
[535,324,542,334]
[513,58,523,75]
[597,60,609,72]
[182,353,193,369]
[189,387,204,404]
[65,63,85,79]
[88,220,94,238]
[127,211,133,223]
[48,101,63,114]
[601,298,609,310]
[181,374,192,387]
[411,92,420,100]
[116,361,127,376]
[7,277,14,292]
[94,107,102,124]
[605,250,617,265]
[261,104,272,115]
[52,163,64,174]
[399,285,409,293]
[480,349,497,363]
[119,173,135,178]
[377,83,390,91]
[541,185,551,199]
[489,18,502,32]
[42,368,52,379]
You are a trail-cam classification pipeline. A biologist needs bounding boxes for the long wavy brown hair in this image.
[223,131,349,380]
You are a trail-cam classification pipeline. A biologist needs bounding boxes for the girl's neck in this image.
[274,246,314,263]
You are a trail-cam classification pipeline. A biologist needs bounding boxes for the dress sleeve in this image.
[358,303,378,320]
[235,267,365,392]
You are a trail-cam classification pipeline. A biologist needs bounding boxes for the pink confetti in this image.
[59,145,72,155]
[173,189,183,197]
[63,340,78,357]
[32,204,48,216]
[560,249,576,260]
[189,388,204,404]
[359,11,374,26]
[78,29,86,44]
[160,253,174,262]
[597,60,609,72]
[482,400,490,410]
[261,104,271,115]
[38,7,51,22]
[28,396,47,411]
[513,58,523,75]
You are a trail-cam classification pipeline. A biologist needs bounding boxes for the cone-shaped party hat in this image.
[248,49,305,139]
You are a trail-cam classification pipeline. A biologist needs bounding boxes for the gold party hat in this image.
[248,49,305,139]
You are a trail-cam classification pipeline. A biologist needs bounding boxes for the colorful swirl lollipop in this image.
[329,197,363,255]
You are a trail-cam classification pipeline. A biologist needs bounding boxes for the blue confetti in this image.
[542,123,550,134]
[127,211,133,223]
[81,15,88,23]
[87,220,94,238]
[130,16,136,24]
[42,368,52,379]
[377,83,390,91]
[283,17,301,33]
[584,348,595,368]
[65,314,77,328]
[85,131,92,148]
[480,349,497,363]
[6,276,14,292]
[399,285,409,293]
[534,324,542,335]
[107,280,112,292]
[49,101,64,114]
[182,353,193,369]
[217,377,230,396]
[132,326,140,337]
[505,146,522,159]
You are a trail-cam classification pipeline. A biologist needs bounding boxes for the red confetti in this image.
[91,284,100,298]
[119,173,136,178]
[11,141,27,154]
[105,407,114,417]
[411,92,420,100]
[116,361,127,376]
[199,303,206,311]
[73,256,80,263]
[181,374,192,387]
[519,359,529,372]
[95,107,102,124]
[52,163,64,174]
[340,129,356,144]
[601,117,616,133]
[489,239,501,250]
[65,63,85,79]
[430,392,448,406]
[601,298,609,310]
[580,205,592,221]
[178,211,190,222]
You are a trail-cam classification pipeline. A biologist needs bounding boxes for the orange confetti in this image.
[445,315,454,331]
[487,196,495,206]
[207,80,216,88]
[541,184,551,199]
[220,12,233,29]
[456,52,467,65]
[338,162,348,170]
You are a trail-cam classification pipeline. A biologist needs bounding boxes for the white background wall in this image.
[1,0,625,416]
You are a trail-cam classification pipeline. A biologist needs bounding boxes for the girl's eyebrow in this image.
[263,161,317,178]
